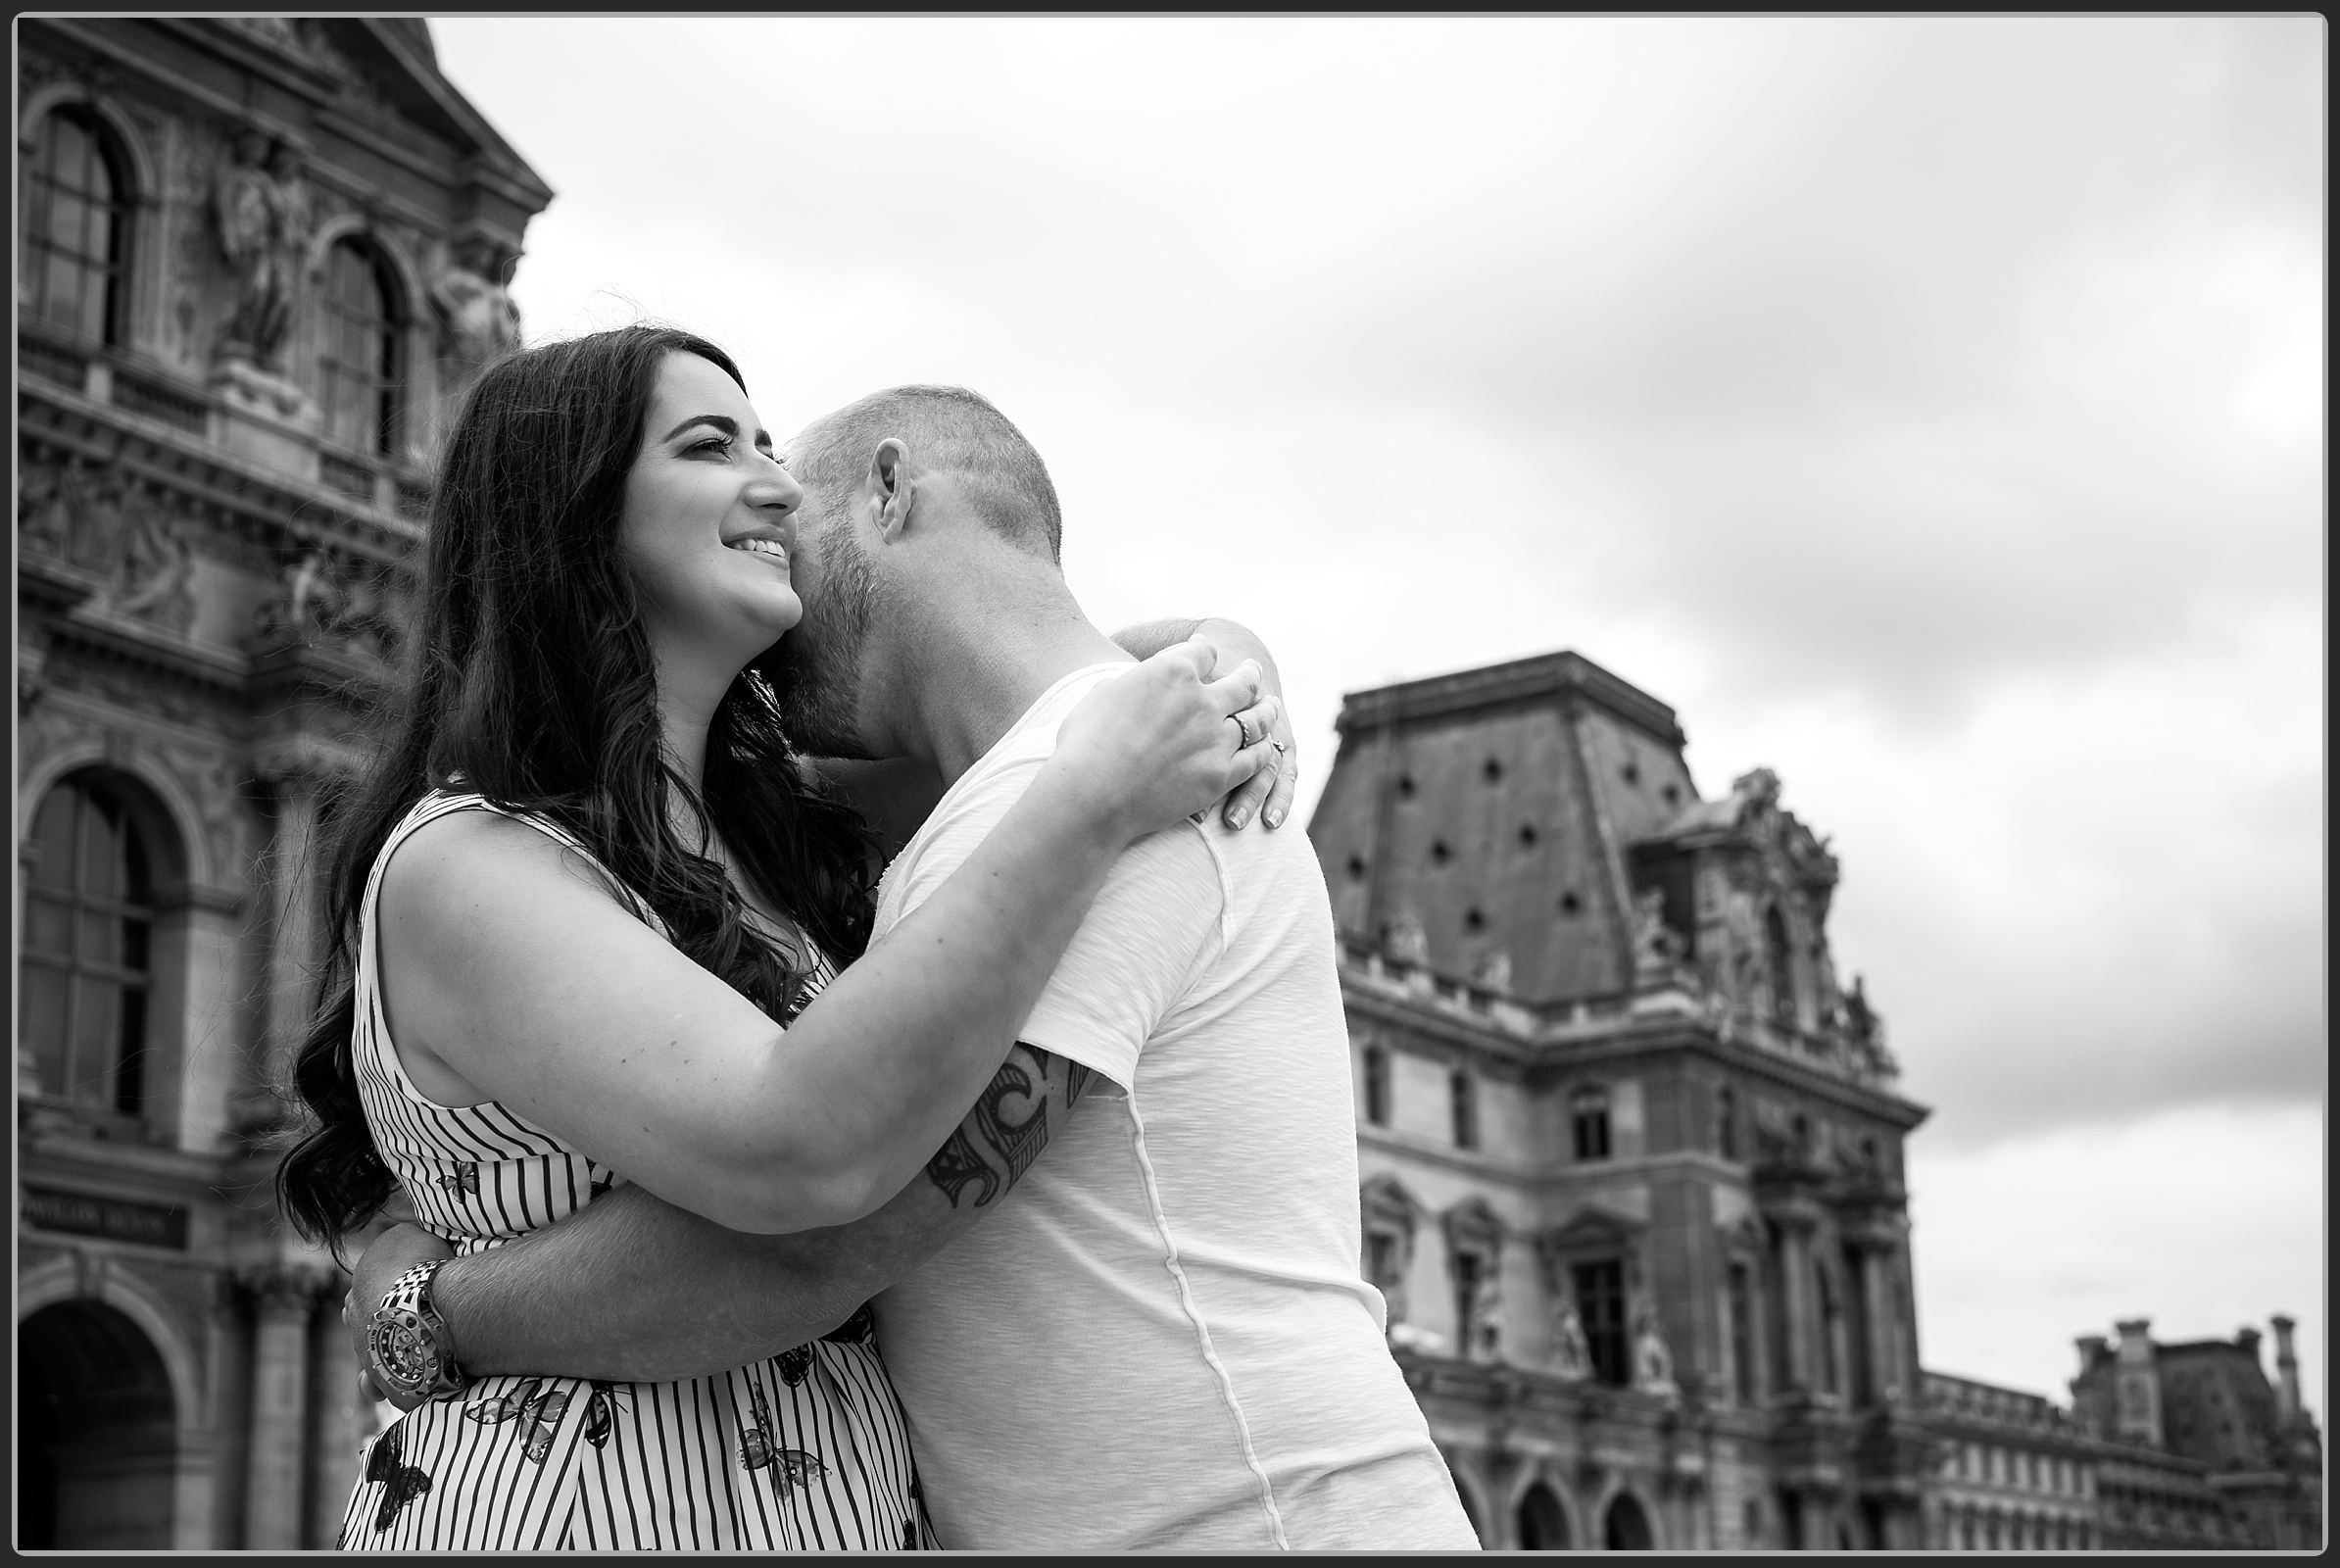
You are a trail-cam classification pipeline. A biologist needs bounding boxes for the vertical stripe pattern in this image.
[338,791,938,1552]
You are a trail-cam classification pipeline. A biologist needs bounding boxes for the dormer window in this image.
[1571,1085,1611,1161]
[1449,1068,1478,1150]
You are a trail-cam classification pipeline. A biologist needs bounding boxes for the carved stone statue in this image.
[1632,887,1687,975]
[214,129,312,374]
[1840,974,1877,1043]
[430,232,522,371]
[114,493,197,632]
[1473,948,1513,995]
[1631,1298,1678,1399]
[1383,907,1429,966]
[1731,766,1782,815]
[1547,1296,1592,1382]
[1468,1270,1503,1362]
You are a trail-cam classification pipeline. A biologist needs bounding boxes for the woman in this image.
[275,324,1283,1550]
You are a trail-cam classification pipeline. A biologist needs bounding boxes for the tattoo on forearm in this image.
[924,1048,1080,1210]
[925,1124,1001,1209]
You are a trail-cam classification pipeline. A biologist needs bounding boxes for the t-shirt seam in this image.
[1123,1090,1292,1550]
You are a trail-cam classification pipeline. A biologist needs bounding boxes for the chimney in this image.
[2076,1334,2109,1371]
[2113,1318,2163,1446]
[2271,1314,2302,1422]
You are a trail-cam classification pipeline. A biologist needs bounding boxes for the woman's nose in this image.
[747,460,803,514]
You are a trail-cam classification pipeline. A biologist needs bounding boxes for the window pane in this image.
[70,976,122,1100]
[21,964,71,1090]
[25,894,73,956]
[76,908,120,966]
[122,915,151,972]
[76,271,109,341]
[31,790,77,888]
[76,797,122,897]
[121,817,152,901]
[115,987,148,1115]
[47,191,89,252]
[41,253,84,328]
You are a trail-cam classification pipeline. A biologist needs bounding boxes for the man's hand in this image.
[1111,615,1299,831]
[342,1222,456,1413]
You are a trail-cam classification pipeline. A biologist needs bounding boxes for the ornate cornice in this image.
[20,369,424,564]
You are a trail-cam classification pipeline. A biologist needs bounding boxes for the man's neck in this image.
[880,583,1130,785]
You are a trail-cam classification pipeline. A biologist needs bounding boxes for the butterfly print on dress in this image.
[464,1378,570,1463]
[776,1345,813,1387]
[738,1381,829,1495]
[365,1425,433,1532]
[579,1381,630,1449]
[437,1162,479,1198]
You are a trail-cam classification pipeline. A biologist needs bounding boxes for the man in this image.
[348,385,1480,1552]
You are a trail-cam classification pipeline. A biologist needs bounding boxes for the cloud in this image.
[430,14,2326,1419]
[1907,1102,2323,1424]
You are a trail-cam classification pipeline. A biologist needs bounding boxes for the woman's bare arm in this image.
[375,644,1276,1236]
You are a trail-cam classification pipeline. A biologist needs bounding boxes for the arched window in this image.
[20,773,156,1115]
[1717,1082,1739,1159]
[1517,1482,1570,1550]
[1571,1084,1612,1161]
[1362,1045,1389,1126]
[1765,904,1795,1024]
[320,236,405,455]
[1449,1067,1478,1150]
[22,104,133,344]
[1602,1492,1654,1551]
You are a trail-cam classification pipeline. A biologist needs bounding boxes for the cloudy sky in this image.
[430,16,2324,1417]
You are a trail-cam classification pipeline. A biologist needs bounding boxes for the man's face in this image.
[759,426,882,758]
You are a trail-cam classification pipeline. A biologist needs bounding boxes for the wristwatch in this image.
[366,1259,470,1402]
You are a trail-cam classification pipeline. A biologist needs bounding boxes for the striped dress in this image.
[339,790,938,1551]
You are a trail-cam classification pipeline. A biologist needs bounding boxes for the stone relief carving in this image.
[430,233,523,372]
[113,491,199,632]
[252,550,403,665]
[177,746,252,876]
[17,458,83,560]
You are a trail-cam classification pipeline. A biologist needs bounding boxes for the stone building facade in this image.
[1921,1315,2323,1553]
[1304,651,1934,1550]
[1922,1371,2106,1549]
[16,18,548,1548]
[2068,1316,2322,1550]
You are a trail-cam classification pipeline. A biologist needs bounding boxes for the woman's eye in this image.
[689,436,734,458]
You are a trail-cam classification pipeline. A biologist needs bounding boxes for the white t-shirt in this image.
[870,663,1480,1552]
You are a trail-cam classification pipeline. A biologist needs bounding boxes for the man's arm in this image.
[1114,617,1297,829]
[354,1043,1096,1394]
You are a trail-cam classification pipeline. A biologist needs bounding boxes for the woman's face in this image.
[618,352,805,681]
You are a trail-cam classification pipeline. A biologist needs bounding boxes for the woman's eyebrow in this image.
[658,413,739,444]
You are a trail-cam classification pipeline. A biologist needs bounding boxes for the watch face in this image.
[372,1312,437,1390]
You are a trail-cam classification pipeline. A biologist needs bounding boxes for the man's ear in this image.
[863,438,916,541]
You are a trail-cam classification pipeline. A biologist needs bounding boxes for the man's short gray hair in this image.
[789,385,1062,563]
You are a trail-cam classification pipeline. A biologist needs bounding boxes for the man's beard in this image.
[761,524,881,759]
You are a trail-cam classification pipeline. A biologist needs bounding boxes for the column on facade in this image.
[243,1265,326,1549]
[1847,1233,1899,1405]
[252,760,324,1124]
[1772,1205,1817,1393]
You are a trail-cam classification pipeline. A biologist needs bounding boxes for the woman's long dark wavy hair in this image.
[275,324,876,1253]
